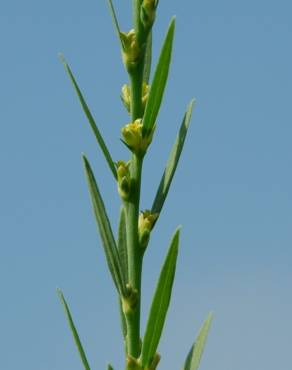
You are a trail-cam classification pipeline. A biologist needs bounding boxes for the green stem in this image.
[132,0,141,35]
[125,154,143,358]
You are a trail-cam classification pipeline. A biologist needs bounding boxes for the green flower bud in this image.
[121,84,131,112]
[121,119,155,156]
[141,0,156,30]
[120,29,140,71]
[138,210,158,248]
[121,82,150,113]
[116,160,131,200]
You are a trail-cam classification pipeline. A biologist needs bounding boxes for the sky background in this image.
[1,0,291,369]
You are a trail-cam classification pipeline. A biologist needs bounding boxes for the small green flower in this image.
[120,29,140,71]
[121,82,150,113]
[138,210,158,248]
[116,160,131,200]
[121,119,155,156]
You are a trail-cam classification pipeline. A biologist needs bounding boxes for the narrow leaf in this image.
[117,207,128,340]
[117,206,128,282]
[143,32,152,83]
[152,99,195,215]
[60,55,117,179]
[57,289,91,370]
[183,313,213,370]
[82,155,126,296]
[107,0,125,49]
[140,228,180,367]
[142,17,176,135]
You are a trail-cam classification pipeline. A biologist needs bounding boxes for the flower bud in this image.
[120,29,140,71]
[121,83,150,113]
[121,84,131,112]
[116,160,131,200]
[121,119,155,156]
[141,0,156,30]
[138,210,158,248]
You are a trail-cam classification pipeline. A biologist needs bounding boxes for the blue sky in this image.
[0,0,291,369]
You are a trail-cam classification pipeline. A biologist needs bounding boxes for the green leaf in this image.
[57,289,91,370]
[117,206,128,282]
[142,17,176,135]
[107,364,114,370]
[183,313,213,370]
[117,207,128,340]
[82,155,126,296]
[60,55,117,179]
[140,228,180,367]
[143,32,152,83]
[107,0,125,49]
[152,99,195,215]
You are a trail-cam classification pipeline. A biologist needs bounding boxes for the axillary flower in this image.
[121,82,150,113]
[138,210,158,249]
[120,29,140,71]
[121,119,155,156]
[116,160,131,200]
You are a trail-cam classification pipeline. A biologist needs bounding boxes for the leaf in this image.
[151,99,195,216]
[183,313,213,370]
[117,206,128,282]
[60,55,117,179]
[107,0,125,49]
[82,155,126,296]
[57,289,91,370]
[143,32,152,83]
[107,364,114,370]
[142,17,176,135]
[140,228,180,367]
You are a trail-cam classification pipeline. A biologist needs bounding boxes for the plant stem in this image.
[125,50,146,360]
[125,154,143,358]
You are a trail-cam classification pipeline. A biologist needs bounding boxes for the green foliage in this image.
[152,99,195,216]
[142,17,176,136]
[57,290,91,370]
[140,228,180,368]
[183,313,213,370]
[59,2,212,370]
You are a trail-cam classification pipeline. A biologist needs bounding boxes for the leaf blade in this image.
[107,0,125,49]
[57,289,91,370]
[82,155,126,296]
[117,206,128,282]
[140,228,180,367]
[142,17,176,135]
[143,32,152,83]
[61,56,117,179]
[183,313,213,370]
[152,99,195,215]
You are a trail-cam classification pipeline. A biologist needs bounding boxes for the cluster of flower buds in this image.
[141,0,157,30]
[138,210,158,249]
[121,119,155,156]
[121,82,150,113]
[116,160,132,200]
[120,30,141,72]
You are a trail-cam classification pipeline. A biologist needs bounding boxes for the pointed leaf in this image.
[142,17,176,135]
[57,289,91,370]
[60,56,117,179]
[82,155,126,296]
[152,99,195,215]
[117,206,128,282]
[183,313,213,370]
[140,228,180,367]
[143,32,152,83]
[107,0,125,49]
